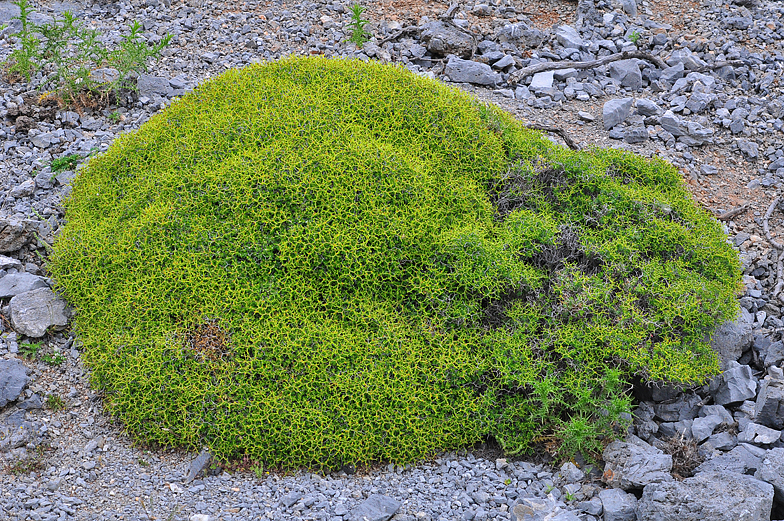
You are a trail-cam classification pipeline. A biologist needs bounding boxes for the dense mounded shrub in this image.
[50,57,741,468]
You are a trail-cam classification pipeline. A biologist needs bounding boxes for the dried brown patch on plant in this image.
[660,434,703,480]
[186,320,231,362]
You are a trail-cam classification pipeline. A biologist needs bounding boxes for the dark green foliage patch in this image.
[50,57,741,468]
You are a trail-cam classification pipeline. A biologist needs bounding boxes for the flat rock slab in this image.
[0,272,48,299]
[637,471,773,521]
[183,449,212,483]
[348,494,402,521]
[10,287,70,338]
[0,358,29,407]
[444,56,500,86]
[602,438,673,490]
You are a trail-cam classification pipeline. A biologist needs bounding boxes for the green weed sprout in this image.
[51,153,84,173]
[18,341,42,360]
[46,394,66,411]
[346,4,371,46]
[50,57,741,470]
[4,0,171,105]
[628,30,641,46]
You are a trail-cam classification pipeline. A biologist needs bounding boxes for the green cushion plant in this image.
[50,56,741,469]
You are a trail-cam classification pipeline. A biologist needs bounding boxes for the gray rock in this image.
[511,497,566,521]
[578,111,595,122]
[598,488,636,521]
[713,361,757,405]
[0,219,37,253]
[444,56,499,86]
[0,273,48,298]
[653,393,702,422]
[755,447,784,502]
[737,422,781,446]
[10,288,70,338]
[555,25,584,49]
[349,494,402,521]
[137,74,172,98]
[609,59,642,90]
[620,0,637,17]
[624,127,649,144]
[637,472,773,521]
[30,133,55,149]
[0,358,29,407]
[530,71,554,90]
[18,393,43,410]
[738,139,759,160]
[660,63,685,84]
[183,449,212,483]
[0,255,22,270]
[694,444,764,475]
[666,48,707,70]
[89,67,120,84]
[602,437,673,490]
[280,491,303,508]
[603,98,634,130]
[577,498,603,516]
[420,22,475,59]
[491,54,516,70]
[636,98,661,116]
[703,431,737,451]
[553,68,579,81]
[658,420,693,439]
[560,462,584,483]
[709,308,753,368]
[515,86,533,99]
[692,415,725,443]
[660,110,687,136]
[0,409,44,452]
[495,21,544,48]
[685,92,712,114]
[755,376,784,430]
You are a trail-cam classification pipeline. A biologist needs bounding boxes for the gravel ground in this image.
[0,0,782,519]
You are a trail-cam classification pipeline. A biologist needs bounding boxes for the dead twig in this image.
[508,50,668,86]
[763,197,784,301]
[524,123,580,150]
[378,26,418,46]
[717,205,749,221]
[690,60,747,73]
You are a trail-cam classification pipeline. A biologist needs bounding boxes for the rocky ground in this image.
[0,0,783,519]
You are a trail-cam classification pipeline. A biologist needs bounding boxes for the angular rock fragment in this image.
[602,437,673,490]
[598,488,636,521]
[0,273,48,298]
[0,219,37,253]
[348,494,402,521]
[9,288,70,338]
[713,361,757,405]
[755,376,784,430]
[0,358,30,407]
[419,22,474,59]
[444,56,500,86]
[637,472,773,521]
[602,97,633,130]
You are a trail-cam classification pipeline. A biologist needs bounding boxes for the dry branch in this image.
[763,197,784,302]
[508,51,668,86]
[525,123,580,150]
[717,205,749,221]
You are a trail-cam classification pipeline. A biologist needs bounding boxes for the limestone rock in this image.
[637,472,773,521]
[0,219,37,253]
[419,22,475,59]
[0,358,29,407]
[0,273,49,298]
[9,288,70,338]
[602,437,673,490]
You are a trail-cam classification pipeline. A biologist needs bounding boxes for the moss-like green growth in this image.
[50,57,741,468]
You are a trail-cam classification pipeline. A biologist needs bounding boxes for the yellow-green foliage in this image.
[50,57,741,468]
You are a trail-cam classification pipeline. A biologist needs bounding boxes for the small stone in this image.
[530,71,554,90]
[603,98,634,130]
[713,361,757,405]
[636,98,661,116]
[555,25,585,50]
[444,56,500,86]
[349,494,402,521]
[598,488,636,521]
[0,358,30,407]
[183,449,212,483]
[577,111,595,122]
[737,422,781,445]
